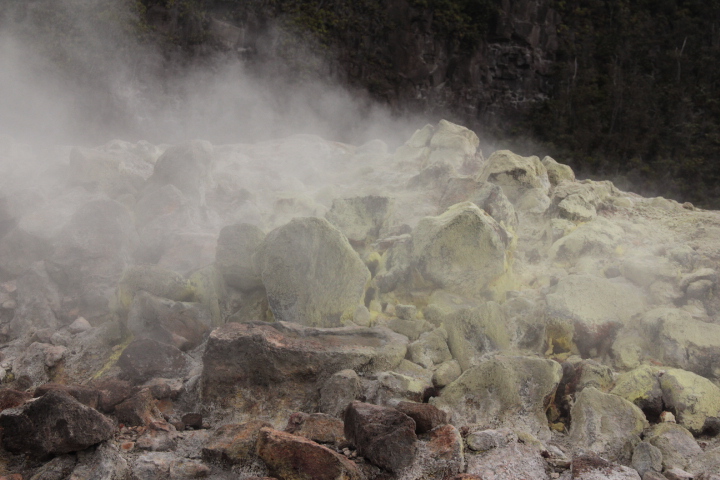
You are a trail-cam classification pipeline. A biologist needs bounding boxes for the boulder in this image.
[477,150,550,204]
[631,442,663,478]
[425,300,509,371]
[659,368,720,434]
[118,338,189,383]
[408,329,452,369]
[257,427,362,480]
[645,422,702,470]
[201,322,406,421]
[611,365,664,419]
[115,264,193,311]
[412,202,512,297]
[431,355,562,442]
[325,196,393,245]
[47,199,139,314]
[147,141,212,202]
[113,388,164,426]
[215,222,265,291]
[640,308,720,380]
[0,389,30,412]
[546,274,645,357]
[568,387,648,463]
[0,226,52,278]
[394,401,448,434]
[542,156,575,186]
[7,261,60,339]
[318,369,363,418]
[255,217,370,327]
[201,420,271,465]
[284,412,345,445]
[549,217,624,264]
[343,401,417,473]
[0,390,114,457]
[33,383,100,409]
[439,179,518,233]
[126,291,211,350]
[11,342,66,386]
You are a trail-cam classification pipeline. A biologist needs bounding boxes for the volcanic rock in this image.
[413,202,512,298]
[257,427,362,480]
[431,355,562,441]
[645,423,702,470]
[569,387,648,463]
[201,420,271,465]
[0,390,114,457]
[201,321,406,421]
[325,195,393,246]
[254,217,370,327]
[394,401,448,434]
[344,401,417,472]
[118,338,189,383]
[215,222,265,291]
[284,412,345,445]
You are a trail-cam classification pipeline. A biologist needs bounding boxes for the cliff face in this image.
[144,0,560,129]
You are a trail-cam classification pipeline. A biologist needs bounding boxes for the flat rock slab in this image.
[201,322,407,419]
[0,390,114,457]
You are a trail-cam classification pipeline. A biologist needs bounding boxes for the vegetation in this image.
[530,0,720,207]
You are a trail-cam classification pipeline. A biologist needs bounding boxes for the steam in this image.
[0,0,424,148]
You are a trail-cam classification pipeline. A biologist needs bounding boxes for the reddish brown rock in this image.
[0,389,30,411]
[344,401,417,473]
[33,383,100,409]
[202,420,271,465]
[284,412,346,445]
[256,427,362,480]
[395,401,448,434]
[113,388,163,426]
[91,378,137,412]
[413,424,464,478]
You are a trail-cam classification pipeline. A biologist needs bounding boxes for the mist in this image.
[0,0,425,148]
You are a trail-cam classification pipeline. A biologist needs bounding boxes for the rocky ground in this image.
[0,120,719,479]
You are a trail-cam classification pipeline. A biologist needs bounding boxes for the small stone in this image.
[660,411,676,423]
[67,317,92,334]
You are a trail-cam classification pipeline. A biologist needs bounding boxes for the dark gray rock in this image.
[118,338,188,383]
[344,401,417,472]
[0,390,114,457]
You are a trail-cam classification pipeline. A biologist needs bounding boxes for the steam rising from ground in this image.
[0,0,422,147]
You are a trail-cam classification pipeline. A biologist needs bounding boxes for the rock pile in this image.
[0,121,719,478]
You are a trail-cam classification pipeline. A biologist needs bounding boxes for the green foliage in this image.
[530,0,720,207]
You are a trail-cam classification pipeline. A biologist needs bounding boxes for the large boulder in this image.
[645,422,702,471]
[325,196,393,246]
[0,390,114,457]
[568,387,648,463]
[546,274,645,357]
[431,355,562,441]
[7,261,61,339]
[439,179,519,233]
[412,202,512,298]
[344,401,417,473]
[201,322,407,422]
[477,150,550,207]
[214,222,265,291]
[659,368,720,434]
[254,217,370,327]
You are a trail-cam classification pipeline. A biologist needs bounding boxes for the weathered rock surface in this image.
[0,390,114,457]
[215,222,265,291]
[344,401,417,473]
[431,355,562,441]
[201,322,406,421]
[569,387,648,463]
[118,338,189,383]
[255,217,370,327]
[412,202,512,297]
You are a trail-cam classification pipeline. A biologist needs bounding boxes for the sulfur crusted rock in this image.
[413,202,512,298]
[255,217,370,327]
[431,355,562,441]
